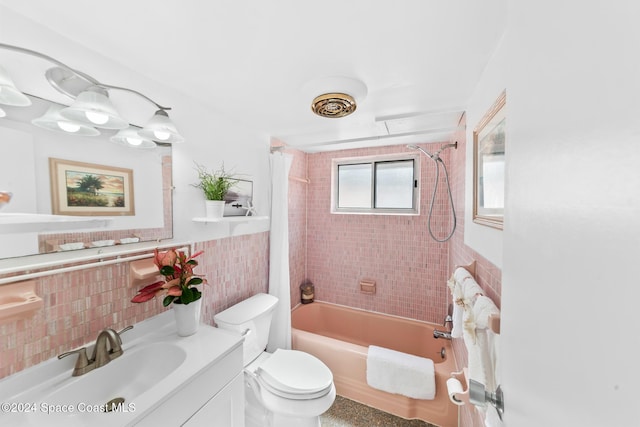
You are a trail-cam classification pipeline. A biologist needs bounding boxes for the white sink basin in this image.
[44,342,186,407]
[0,310,244,427]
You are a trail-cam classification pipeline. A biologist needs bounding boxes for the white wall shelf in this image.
[0,213,112,234]
[191,215,269,223]
[191,215,270,239]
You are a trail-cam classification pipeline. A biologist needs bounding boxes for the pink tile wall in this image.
[447,117,502,427]
[0,231,269,380]
[304,144,454,323]
[286,131,504,426]
[195,232,269,326]
[287,149,308,308]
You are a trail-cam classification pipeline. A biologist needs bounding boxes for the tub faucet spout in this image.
[433,329,452,340]
[443,315,453,329]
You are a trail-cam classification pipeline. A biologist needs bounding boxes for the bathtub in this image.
[291,301,458,427]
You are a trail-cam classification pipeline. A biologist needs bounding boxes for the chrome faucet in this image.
[443,314,453,330]
[58,325,133,376]
[433,329,452,340]
[434,310,453,340]
[92,328,125,368]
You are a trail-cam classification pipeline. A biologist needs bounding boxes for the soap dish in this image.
[0,280,43,323]
[59,242,85,251]
[91,240,115,247]
[119,237,140,244]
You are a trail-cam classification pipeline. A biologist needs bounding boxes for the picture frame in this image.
[49,158,135,216]
[473,90,506,229]
[223,179,253,216]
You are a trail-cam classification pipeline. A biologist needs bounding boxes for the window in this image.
[332,153,420,214]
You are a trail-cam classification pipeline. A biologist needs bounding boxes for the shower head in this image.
[407,143,458,242]
[407,142,457,161]
[406,144,436,159]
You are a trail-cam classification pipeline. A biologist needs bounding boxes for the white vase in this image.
[205,200,225,218]
[173,298,202,337]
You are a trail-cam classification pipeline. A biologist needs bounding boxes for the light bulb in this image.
[153,129,171,141]
[125,136,143,146]
[85,111,109,125]
[58,121,80,133]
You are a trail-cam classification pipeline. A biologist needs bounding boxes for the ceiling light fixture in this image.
[110,127,157,149]
[0,64,32,107]
[31,105,101,136]
[0,43,185,143]
[60,86,128,129]
[138,109,185,144]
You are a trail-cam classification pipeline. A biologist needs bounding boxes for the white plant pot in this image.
[173,298,202,337]
[205,200,225,218]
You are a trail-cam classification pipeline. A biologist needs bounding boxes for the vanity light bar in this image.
[0,42,184,143]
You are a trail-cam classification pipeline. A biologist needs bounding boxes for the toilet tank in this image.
[214,293,279,365]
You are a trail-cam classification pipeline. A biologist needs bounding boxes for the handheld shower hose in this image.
[407,143,457,242]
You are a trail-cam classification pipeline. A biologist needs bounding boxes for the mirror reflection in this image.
[473,91,505,229]
[0,94,173,259]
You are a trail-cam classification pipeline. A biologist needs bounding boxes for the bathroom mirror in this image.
[473,90,505,229]
[0,94,173,260]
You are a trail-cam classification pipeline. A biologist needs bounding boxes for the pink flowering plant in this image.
[131,248,205,306]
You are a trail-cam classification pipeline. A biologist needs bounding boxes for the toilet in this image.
[214,293,336,427]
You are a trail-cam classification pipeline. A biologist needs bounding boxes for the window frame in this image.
[331,152,420,215]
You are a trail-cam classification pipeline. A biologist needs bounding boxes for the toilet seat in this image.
[256,349,333,400]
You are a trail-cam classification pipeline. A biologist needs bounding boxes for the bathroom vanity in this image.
[0,311,245,427]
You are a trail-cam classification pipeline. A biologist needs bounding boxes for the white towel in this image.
[366,345,435,400]
[463,295,501,410]
[447,272,463,338]
[451,299,464,338]
[462,308,485,386]
[461,276,484,309]
[472,295,500,331]
[453,267,472,285]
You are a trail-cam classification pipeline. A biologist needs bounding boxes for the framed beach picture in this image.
[49,158,135,216]
[473,90,506,229]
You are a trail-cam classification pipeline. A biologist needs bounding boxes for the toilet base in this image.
[244,371,334,427]
[245,391,321,427]
[270,413,321,427]
[246,410,320,427]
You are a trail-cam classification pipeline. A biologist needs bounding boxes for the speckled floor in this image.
[320,395,436,427]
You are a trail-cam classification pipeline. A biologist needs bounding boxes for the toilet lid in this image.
[257,349,333,399]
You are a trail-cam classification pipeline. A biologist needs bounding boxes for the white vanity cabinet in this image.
[182,372,244,427]
[135,330,245,427]
[0,312,245,427]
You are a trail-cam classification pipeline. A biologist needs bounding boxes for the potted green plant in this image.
[193,162,238,218]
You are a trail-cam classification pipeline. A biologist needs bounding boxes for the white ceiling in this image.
[0,0,507,152]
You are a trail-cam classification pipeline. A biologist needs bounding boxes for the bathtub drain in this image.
[439,347,446,359]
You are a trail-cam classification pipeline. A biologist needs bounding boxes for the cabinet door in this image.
[183,373,245,427]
